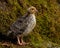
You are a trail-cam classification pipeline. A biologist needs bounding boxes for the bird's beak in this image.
[36,10,38,13]
[35,9,38,15]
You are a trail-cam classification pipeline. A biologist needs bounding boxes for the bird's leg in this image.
[17,35,22,45]
[21,35,26,45]
[17,35,28,45]
[21,35,29,45]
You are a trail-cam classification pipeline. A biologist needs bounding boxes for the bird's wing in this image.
[10,15,30,34]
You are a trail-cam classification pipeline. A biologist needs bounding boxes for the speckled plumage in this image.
[7,6,37,45]
[8,12,36,36]
[8,10,36,36]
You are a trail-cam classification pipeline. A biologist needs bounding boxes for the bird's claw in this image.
[18,42,29,46]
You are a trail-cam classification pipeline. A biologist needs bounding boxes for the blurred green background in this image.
[0,0,60,48]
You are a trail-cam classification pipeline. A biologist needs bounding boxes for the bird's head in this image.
[27,6,38,14]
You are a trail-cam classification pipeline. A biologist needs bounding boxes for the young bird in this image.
[7,6,37,45]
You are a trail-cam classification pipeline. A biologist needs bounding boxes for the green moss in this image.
[0,0,60,48]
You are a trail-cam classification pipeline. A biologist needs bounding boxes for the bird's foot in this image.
[22,42,29,45]
[18,42,29,46]
[17,41,23,46]
[17,35,29,46]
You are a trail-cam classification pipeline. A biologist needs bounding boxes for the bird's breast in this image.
[27,14,36,26]
[23,14,36,35]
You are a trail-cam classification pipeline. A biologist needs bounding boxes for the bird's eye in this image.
[31,8,34,10]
